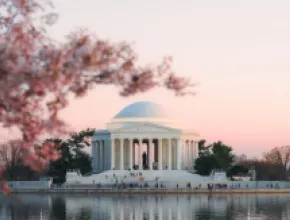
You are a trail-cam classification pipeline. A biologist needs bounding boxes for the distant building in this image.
[91,101,199,173]
[66,101,231,185]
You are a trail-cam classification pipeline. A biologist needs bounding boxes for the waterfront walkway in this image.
[10,188,290,194]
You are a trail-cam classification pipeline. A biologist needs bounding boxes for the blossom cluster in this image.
[0,0,193,193]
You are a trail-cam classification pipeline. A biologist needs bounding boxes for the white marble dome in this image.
[108,101,180,129]
[113,101,170,119]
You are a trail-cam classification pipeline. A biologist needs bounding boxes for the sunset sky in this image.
[4,0,288,157]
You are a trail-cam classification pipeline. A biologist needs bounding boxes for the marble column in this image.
[129,139,133,170]
[138,139,142,170]
[167,138,172,170]
[194,141,198,158]
[106,139,110,170]
[177,139,182,170]
[185,140,188,169]
[191,141,194,169]
[182,140,185,169]
[120,138,124,170]
[185,141,189,170]
[192,141,196,167]
[147,139,151,169]
[187,141,190,170]
[189,141,193,170]
[158,139,162,170]
[188,141,192,170]
[132,141,135,167]
[96,142,100,171]
[102,140,106,170]
[92,141,97,172]
[99,141,103,171]
[111,139,115,169]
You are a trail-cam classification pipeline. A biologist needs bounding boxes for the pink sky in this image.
[53,0,290,157]
[2,0,289,157]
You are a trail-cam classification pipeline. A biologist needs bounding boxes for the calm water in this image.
[1,194,290,220]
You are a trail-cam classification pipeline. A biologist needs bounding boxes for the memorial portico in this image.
[92,101,199,173]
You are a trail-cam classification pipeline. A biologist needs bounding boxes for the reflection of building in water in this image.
[1,194,290,219]
[65,195,230,220]
[65,194,290,220]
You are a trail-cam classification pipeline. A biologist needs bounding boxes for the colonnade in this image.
[183,140,199,170]
[92,138,198,172]
[111,138,182,171]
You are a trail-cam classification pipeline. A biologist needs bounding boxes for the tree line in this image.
[0,131,289,182]
[194,140,290,181]
[0,129,95,184]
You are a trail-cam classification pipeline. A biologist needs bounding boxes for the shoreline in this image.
[8,188,290,194]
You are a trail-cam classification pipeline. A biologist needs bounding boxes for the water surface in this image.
[1,193,290,219]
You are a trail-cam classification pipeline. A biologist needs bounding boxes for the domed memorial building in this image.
[91,101,199,173]
[66,101,229,185]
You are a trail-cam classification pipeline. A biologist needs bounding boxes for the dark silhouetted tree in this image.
[47,129,94,184]
[194,140,235,175]
[227,164,249,178]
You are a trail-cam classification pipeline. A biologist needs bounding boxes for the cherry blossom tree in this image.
[0,0,193,192]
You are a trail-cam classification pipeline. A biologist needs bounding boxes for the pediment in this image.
[112,123,180,134]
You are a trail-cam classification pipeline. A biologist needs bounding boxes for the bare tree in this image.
[263,146,290,179]
[233,154,248,165]
[0,140,24,168]
[0,140,38,180]
[238,158,286,181]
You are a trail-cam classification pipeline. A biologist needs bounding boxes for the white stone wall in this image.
[7,181,51,189]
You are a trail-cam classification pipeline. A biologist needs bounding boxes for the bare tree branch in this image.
[263,145,290,178]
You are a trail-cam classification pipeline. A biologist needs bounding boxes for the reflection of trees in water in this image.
[194,195,232,220]
[195,207,233,220]
[250,195,285,220]
[50,196,66,220]
[229,194,287,219]
[50,196,94,220]
[193,194,288,220]
[69,207,92,220]
[0,196,50,220]
[0,196,92,220]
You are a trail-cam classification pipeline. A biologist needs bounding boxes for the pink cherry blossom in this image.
[0,0,194,190]
[1,182,11,195]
